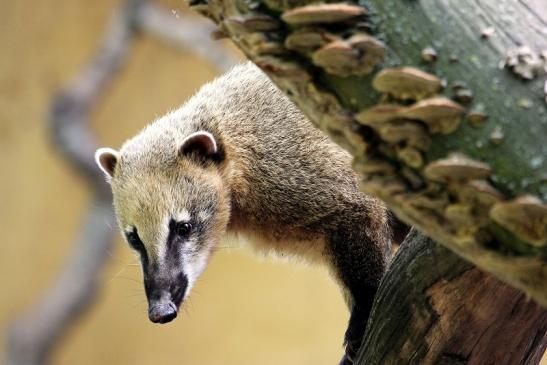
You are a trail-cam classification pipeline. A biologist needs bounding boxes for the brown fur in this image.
[96,62,393,364]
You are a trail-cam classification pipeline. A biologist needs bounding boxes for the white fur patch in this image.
[176,209,191,223]
[158,215,170,262]
[183,249,209,299]
[198,210,212,222]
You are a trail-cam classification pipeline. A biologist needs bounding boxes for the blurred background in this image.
[0,0,349,364]
[2,1,545,365]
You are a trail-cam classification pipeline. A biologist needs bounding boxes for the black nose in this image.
[148,301,178,324]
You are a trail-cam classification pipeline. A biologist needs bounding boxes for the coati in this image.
[95,62,396,364]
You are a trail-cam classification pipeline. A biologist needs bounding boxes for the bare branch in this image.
[7,201,116,365]
[6,2,137,363]
[136,1,240,72]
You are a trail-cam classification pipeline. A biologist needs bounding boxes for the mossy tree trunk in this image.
[188,0,547,363]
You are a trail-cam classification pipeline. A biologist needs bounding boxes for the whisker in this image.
[213,246,242,252]
[106,264,130,283]
[130,300,148,310]
[125,287,144,292]
[116,276,142,284]
[126,293,145,298]
[181,303,191,317]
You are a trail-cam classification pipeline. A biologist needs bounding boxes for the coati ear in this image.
[95,147,119,180]
[179,131,220,163]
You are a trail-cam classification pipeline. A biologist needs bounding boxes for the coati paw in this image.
[338,341,359,365]
[338,353,354,365]
[338,354,353,365]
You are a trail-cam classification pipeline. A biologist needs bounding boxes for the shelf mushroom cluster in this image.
[187,0,547,248]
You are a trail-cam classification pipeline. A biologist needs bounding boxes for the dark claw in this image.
[339,338,360,365]
[338,354,354,365]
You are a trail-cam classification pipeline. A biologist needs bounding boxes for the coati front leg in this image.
[329,219,389,365]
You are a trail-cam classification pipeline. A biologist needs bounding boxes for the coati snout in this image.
[124,222,192,323]
[138,222,191,323]
[144,264,186,324]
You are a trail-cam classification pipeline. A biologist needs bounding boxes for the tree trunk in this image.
[187,0,547,305]
[187,0,547,363]
[359,230,547,365]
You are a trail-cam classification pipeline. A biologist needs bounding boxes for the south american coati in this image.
[95,62,401,364]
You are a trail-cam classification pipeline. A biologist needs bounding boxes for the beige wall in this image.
[0,1,347,364]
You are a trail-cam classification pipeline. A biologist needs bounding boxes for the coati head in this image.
[95,130,230,324]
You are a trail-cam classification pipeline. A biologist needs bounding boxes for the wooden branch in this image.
[187,0,547,306]
[358,230,547,364]
[6,202,116,365]
[6,2,136,363]
[135,1,239,72]
[6,1,237,364]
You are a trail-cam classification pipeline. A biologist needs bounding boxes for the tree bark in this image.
[187,0,547,306]
[359,230,547,365]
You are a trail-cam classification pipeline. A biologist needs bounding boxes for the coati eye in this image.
[174,222,192,237]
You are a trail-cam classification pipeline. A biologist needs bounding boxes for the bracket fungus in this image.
[311,34,385,76]
[480,26,495,39]
[490,196,547,246]
[254,56,311,81]
[489,127,505,145]
[375,120,431,150]
[281,3,366,26]
[504,46,547,80]
[454,88,474,104]
[445,203,475,230]
[424,153,492,183]
[224,15,280,33]
[459,179,503,207]
[360,176,407,196]
[356,97,465,135]
[351,34,386,68]
[244,33,286,56]
[467,108,489,127]
[284,28,336,54]
[312,40,358,73]
[352,157,395,175]
[396,146,424,169]
[356,104,405,126]
[372,67,443,100]
[421,46,438,63]
[401,97,465,134]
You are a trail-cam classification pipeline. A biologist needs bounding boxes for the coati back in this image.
[95,62,393,364]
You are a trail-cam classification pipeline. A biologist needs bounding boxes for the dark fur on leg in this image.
[339,298,374,364]
[328,212,389,364]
